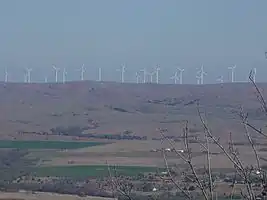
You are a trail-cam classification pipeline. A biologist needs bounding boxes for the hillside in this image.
[0,81,266,141]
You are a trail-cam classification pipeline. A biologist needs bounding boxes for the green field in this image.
[33,165,162,177]
[0,140,106,149]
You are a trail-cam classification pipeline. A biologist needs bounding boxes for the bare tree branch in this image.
[197,101,244,173]
[106,161,133,200]
[239,107,262,181]
[249,70,267,113]
[162,148,193,200]
[160,126,209,200]
[197,101,257,200]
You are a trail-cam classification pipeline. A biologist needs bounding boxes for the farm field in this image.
[40,140,267,169]
[0,140,162,177]
[33,165,161,177]
[0,140,106,149]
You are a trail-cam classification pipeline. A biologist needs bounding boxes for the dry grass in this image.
[34,140,267,169]
[0,191,115,200]
[0,81,265,140]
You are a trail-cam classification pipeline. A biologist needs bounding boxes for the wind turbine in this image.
[216,75,224,83]
[44,76,48,83]
[148,71,154,83]
[140,68,147,83]
[177,67,185,84]
[117,65,126,83]
[98,67,102,82]
[4,68,8,83]
[170,72,179,84]
[196,65,207,84]
[135,72,141,84]
[252,67,256,82]
[228,65,236,83]
[25,68,32,83]
[52,65,60,83]
[79,64,86,81]
[62,68,67,83]
[154,66,160,84]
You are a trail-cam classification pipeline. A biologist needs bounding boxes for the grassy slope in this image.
[33,165,162,177]
[0,140,106,149]
[0,81,265,141]
[0,191,115,200]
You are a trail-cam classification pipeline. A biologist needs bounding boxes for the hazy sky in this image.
[0,0,267,83]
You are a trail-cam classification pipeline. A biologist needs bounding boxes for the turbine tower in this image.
[52,65,60,83]
[177,67,185,84]
[228,65,236,83]
[62,68,67,83]
[25,68,32,83]
[148,72,154,83]
[117,65,126,83]
[79,64,86,81]
[140,68,147,83]
[196,65,207,84]
[98,67,102,82]
[216,75,224,83]
[170,72,179,84]
[252,67,256,82]
[154,66,160,84]
[196,74,201,85]
[4,68,8,83]
[135,72,141,84]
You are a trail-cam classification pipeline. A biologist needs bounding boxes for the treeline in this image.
[50,126,148,140]
[83,133,147,140]
[19,125,149,141]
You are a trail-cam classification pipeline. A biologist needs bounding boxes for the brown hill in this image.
[0,81,266,141]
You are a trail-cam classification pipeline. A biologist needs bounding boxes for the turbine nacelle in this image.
[52,65,60,71]
[228,65,236,70]
[216,75,224,83]
[177,67,185,72]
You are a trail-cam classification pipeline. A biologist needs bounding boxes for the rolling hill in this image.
[0,81,266,141]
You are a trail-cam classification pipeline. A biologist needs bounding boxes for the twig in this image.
[106,161,133,200]
[244,121,267,138]
[239,108,262,183]
[162,149,192,199]
[160,127,209,200]
[197,101,256,199]
[197,102,244,173]
[249,70,267,113]
[205,133,213,200]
